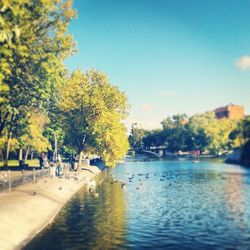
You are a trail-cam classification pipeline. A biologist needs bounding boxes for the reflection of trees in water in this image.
[225,173,246,229]
[92,179,127,249]
[58,175,127,249]
[25,176,127,250]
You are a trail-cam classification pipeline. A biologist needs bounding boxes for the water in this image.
[25,158,250,250]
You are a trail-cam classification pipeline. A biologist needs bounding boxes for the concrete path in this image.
[0,166,101,250]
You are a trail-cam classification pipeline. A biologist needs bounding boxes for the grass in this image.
[0,159,40,167]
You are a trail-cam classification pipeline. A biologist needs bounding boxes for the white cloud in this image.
[160,90,179,96]
[141,103,155,112]
[235,56,250,70]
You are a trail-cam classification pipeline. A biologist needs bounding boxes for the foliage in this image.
[90,112,129,167]
[143,129,164,148]
[129,127,146,149]
[0,130,19,154]
[205,118,237,155]
[230,116,250,145]
[228,116,250,165]
[0,0,76,165]
[20,110,50,153]
[241,140,250,165]
[60,69,129,166]
[131,112,240,155]
[161,114,188,129]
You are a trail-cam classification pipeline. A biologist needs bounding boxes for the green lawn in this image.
[0,159,40,167]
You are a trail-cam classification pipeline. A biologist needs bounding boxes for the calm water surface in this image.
[25,158,250,250]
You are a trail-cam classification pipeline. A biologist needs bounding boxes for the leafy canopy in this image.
[60,69,129,166]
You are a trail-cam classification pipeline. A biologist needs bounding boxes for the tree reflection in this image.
[24,174,127,250]
[225,173,246,229]
[92,178,127,249]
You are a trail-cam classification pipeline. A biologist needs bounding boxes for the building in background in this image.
[214,104,244,119]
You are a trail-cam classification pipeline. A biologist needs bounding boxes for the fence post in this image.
[33,168,36,184]
[22,170,24,184]
[8,170,11,192]
[66,163,69,175]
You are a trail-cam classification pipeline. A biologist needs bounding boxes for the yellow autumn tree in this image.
[20,111,50,161]
[203,117,238,155]
[60,69,129,167]
[91,112,129,167]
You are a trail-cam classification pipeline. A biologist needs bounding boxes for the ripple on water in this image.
[25,159,250,250]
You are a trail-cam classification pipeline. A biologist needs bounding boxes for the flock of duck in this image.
[101,171,173,191]
[128,172,173,187]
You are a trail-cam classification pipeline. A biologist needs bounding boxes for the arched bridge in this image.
[141,150,161,158]
[136,147,167,157]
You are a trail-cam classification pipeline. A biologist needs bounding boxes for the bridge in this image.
[136,147,168,158]
[140,150,161,157]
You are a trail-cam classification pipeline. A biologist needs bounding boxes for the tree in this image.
[204,118,237,155]
[129,127,146,149]
[43,84,67,162]
[90,112,129,167]
[161,114,188,129]
[160,114,189,153]
[184,127,210,152]
[242,116,250,140]
[188,112,237,155]
[60,69,129,167]
[20,110,50,161]
[229,116,250,164]
[0,0,76,165]
[185,112,214,152]
[0,129,19,166]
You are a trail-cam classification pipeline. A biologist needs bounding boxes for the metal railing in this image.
[0,162,86,193]
[0,168,50,193]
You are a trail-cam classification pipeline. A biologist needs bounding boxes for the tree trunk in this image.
[53,132,57,163]
[25,146,30,161]
[31,150,34,160]
[78,151,84,171]
[4,133,12,167]
[18,148,23,161]
[77,135,86,172]
[0,149,3,162]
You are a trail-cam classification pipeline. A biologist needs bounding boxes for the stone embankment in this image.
[0,165,101,250]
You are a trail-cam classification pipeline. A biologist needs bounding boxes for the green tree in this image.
[185,112,214,152]
[160,114,188,153]
[230,116,250,145]
[129,127,146,149]
[0,0,76,165]
[229,116,250,164]
[143,129,165,149]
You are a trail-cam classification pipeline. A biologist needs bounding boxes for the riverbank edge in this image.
[19,183,83,250]
[0,165,101,250]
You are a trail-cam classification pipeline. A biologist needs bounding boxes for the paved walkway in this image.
[0,166,101,250]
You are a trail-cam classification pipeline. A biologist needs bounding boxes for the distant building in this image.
[214,104,244,119]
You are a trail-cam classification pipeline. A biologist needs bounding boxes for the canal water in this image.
[25,157,250,250]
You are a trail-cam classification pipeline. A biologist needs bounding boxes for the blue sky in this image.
[66,0,250,129]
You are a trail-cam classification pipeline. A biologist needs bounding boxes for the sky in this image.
[66,0,250,130]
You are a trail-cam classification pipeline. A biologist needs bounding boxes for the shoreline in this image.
[0,165,101,250]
